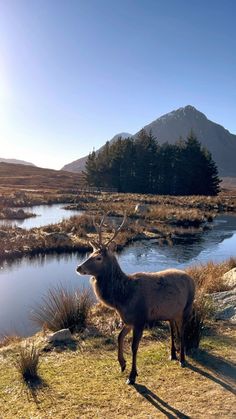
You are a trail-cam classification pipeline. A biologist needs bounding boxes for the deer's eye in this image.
[96,256,102,261]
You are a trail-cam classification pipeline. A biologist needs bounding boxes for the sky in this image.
[0,0,235,169]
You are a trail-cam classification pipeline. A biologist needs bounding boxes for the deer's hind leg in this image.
[127,325,144,385]
[175,316,185,367]
[118,325,131,372]
[169,320,177,361]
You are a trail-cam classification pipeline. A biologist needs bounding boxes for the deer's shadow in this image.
[187,348,236,394]
[133,347,236,417]
[133,384,190,419]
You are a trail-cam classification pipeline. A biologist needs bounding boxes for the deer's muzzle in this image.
[76,265,89,276]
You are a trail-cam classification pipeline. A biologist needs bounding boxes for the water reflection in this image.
[0,204,83,229]
[120,215,236,272]
[0,215,236,337]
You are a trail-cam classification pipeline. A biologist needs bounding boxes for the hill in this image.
[0,157,35,166]
[0,162,84,191]
[62,106,236,176]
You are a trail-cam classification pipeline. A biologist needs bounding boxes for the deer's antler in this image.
[92,214,106,247]
[105,213,127,246]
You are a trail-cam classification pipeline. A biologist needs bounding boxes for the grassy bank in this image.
[0,322,235,418]
[0,254,235,417]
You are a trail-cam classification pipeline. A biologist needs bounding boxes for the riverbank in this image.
[1,189,236,262]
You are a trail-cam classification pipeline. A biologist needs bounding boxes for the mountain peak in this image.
[180,105,206,116]
[62,106,236,176]
[156,105,207,125]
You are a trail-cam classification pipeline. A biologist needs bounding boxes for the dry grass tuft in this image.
[16,342,40,382]
[184,293,215,352]
[32,285,93,333]
[184,257,236,350]
[0,334,22,348]
[186,257,236,294]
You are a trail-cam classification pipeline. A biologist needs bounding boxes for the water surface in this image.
[0,204,82,229]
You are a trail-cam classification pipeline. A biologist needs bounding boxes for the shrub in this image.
[16,342,40,382]
[32,285,93,333]
[184,293,214,352]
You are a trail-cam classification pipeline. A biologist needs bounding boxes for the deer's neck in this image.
[93,258,131,309]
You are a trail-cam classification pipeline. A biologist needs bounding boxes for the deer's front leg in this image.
[118,325,131,371]
[127,325,143,385]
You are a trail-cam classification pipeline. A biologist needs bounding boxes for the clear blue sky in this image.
[0,0,235,169]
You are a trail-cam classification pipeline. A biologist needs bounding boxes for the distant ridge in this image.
[62,132,131,173]
[0,157,35,166]
[62,106,236,176]
[0,161,84,190]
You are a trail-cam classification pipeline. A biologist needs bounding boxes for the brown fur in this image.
[77,244,195,384]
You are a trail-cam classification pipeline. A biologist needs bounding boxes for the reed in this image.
[32,285,93,333]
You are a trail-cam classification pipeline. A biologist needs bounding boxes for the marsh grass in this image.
[186,257,236,293]
[16,342,40,382]
[0,334,22,348]
[184,293,215,352]
[32,285,93,333]
[184,258,236,350]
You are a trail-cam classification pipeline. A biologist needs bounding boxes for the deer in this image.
[76,215,195,385]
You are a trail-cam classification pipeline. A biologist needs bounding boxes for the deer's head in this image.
[76,214,126,277]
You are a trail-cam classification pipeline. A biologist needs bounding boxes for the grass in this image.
[32,285,93,333]
[184,294,215,352]
[0,323,235,418]
[15,342,40,382]
[186,257,236,293]
[0,334,22,348]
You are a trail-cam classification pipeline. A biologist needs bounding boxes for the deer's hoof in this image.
[126,377,135,385]
[179,361,185,368]
[126,371,137,385]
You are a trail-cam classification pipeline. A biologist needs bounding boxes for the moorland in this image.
[0,162,236,418]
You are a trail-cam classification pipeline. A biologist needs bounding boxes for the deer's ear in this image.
[107,241,117,253]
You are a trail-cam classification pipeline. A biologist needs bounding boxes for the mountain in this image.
[62,106,236,176]
[61,132,132,173]
[0,158,35,166]
[135,105,236,176]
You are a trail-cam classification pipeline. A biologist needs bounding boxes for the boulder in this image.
[47,328,72,343]
[223,268,236,290]
[211,288,236,323]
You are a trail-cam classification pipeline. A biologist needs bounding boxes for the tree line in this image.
[84,130,221,195]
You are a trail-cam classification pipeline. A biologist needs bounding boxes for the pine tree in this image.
[84,131,221,195]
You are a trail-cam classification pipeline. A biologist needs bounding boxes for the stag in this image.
[76,215,195,384]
